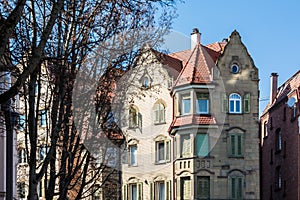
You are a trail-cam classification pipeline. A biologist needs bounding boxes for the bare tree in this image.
[2,0,180,199]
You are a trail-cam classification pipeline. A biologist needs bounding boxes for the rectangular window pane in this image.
[157,142,165,162]
[197,93,209,114]
[157,182,165,200]
[237,135,242,155]
[230,135,236,156]
[236,101,241,113]
[196,134,209,157]
[181,135,190,158]
[197,176,210,199]
[130,184,137,200]
[130,146,137,166]
[182,95,191,114]
[230,101,235,112]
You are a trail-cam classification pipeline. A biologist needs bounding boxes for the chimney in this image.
[270,73,278,103]
[191,28,201,49]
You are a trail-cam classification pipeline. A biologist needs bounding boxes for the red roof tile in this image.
[170,114,217,128]
[169,44,216,87]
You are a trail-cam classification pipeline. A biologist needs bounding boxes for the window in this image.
[180,135,190,158]
[18,114,25,130]
[230,176,243,199]
[197,176,210,199]
[130,184,137,200]
[155,140,170,164]
[243,93,250,113]
[129,145,137,166]
[276,129,282,152]
[181,94,191,115]
[17,182,26,199]
[276,166,282,190]
[221,93,228,113]
[264,121,268,137]
[229,93,242,113]
[229,134,243,157]
[154,103,165,124]
[157,182,165,200]
[196,93,209,114]
[126,183,143,200]
[129,107,138,128]
[142,76,150,88]
[195,133,209,157]
[18,148,27,163]
[231,64,240,74]
[180,177,191,200]
[40,110,47,127]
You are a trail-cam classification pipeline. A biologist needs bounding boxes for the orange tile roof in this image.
[151,49,182,72]
[170,114,217,128]
[170,44,217,87]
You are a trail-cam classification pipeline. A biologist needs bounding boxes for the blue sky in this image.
[163,0,300,114]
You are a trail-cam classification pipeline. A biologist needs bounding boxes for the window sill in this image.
[275,150,282,155]
[154,122,166,125]
[228,156,244,159]
[155,161,168,165]
[128,165,138,167]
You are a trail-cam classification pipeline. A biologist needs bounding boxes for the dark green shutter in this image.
[150,182,154,200]
[138,182,143,200]
[244,93,250,113]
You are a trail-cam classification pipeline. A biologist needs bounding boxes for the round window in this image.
[231,64,239,74]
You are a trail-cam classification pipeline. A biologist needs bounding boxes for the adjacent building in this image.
[260,70,300,199]
[118,29,260,199]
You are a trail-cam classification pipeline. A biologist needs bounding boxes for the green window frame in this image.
[230,176,243,199]
[229,134,243,157]
[243,93,250,113]
[197,176,210,199]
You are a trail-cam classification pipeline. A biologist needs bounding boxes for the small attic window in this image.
[142,76,150,88]
[231,64,240,74]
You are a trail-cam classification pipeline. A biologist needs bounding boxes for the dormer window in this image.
[181,94,191,115]
[196,93,209,114]
[142,76,150,88]
[231,64,240,74]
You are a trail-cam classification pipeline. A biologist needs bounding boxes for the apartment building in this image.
[119,29,260,199]
[260,70,300,199]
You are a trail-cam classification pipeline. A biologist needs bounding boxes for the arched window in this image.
[229,93,242,114]
[154,103,165,124]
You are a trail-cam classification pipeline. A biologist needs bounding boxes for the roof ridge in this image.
[172,45,198,88]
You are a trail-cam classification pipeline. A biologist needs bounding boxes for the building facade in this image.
[119,29,260,199]
[260,70,300,199]
[117,46,181,200]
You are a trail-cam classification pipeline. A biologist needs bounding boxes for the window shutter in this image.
[166,180,171,200]
[222,93,228,113]
[150,182,154,200]
[166,140,171,162]
[123,185,128,200]
[230,135,236,156]
[138,182,143,200]
[154,104,159,123]
[237,135,243,156]
[237,177,243,199]
[243,93,250,113]
[231,178,236,199]
[138,113,142,132]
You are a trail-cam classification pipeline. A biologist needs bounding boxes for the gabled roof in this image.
[262,70,300,116]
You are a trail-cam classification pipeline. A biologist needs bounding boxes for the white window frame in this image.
[155,140,170,164]
[154,103,166,124]
[196,93,209,114]
[181,94,191,115]
[229,93,242,114]
[129,145,137,166]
